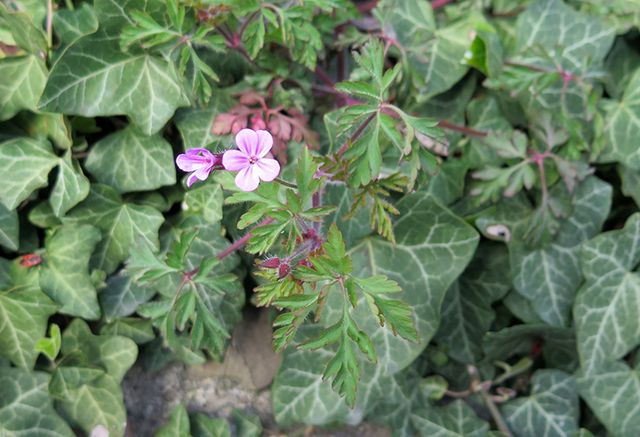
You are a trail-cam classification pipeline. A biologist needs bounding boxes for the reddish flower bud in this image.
[278,262,291,279]
[297,259,312,268]
[20,253,42,267]
[261,257,280,268]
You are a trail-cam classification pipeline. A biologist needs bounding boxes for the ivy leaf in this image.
[0,367,74,437]
[85,125,176,193]
[0,284,58,369]
[0,202,19,251]
[191,413,231,437]
[574,212,640,375]
[39,224,102,319]
[510,177,612,326]
[516,0,614,72]
[0,55,47,121]
[434,242,511,364]
[502,370,579,437]
[99,271,156,322]
[347,192,478,372]
[50,149,91,217]
[100,318,155,344]
[156,404,191,437]
[596,68,640,170]
[0,4,48,54]
[64,184,164,274]
[39,31,188,135]
[50,319,138,437]
[577,361,640,437]
[0,137,58,210]
[183,181,223,223]
[483,324,578,373]
[53,3,99,45]
[411,399,489,437]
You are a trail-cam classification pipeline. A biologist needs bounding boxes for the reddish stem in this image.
[438,120,488,137]
[432,0,455,9]
[216,217,275,260]
[336,113,376,157]
[315,66,335,89]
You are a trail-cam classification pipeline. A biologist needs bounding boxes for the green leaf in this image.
[15,112,73,150]
[156,404,191,437]
[39,31,188,135]
[0,55,47,121]
[64,184,164,274]
[99,271,156,322]
[502,370,579,437]
[434,242,511,363]
[232,408,262,437]
[0,137,58,210]
[100,318,155,344]
[0,367,74,437]
[510,177,612,326]
[39,224,101,319]
[411,399,489,437]
[183,182,223,223]
[577,362,640,437]
[174,94,232,150]
[0,5,47,54]
[347,192,479,372]
[516,0,614,72]
[50,149,90,217]
[483,324,578,373]
[191,413,231,437]
[85,125,176,193]
[53,3,99,45]
[0,284,58,369]
[35,323,62,361]
[0,202,19,251]
[50,319,138,437]
[574,213,640,375]
[596,68,640,170]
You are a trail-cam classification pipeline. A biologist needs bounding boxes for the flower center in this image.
[249,156,258,164]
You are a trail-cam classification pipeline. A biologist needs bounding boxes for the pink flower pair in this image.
[176,129,280,191]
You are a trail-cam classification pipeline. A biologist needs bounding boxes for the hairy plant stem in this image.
[437,120,489,137]
[336,113,376,157]
[275,177,298,189]
[46,0,53,50]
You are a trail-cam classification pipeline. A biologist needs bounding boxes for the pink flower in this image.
[176,148,223,187]
[223,129,280,191]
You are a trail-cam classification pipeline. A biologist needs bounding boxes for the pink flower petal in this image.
[222,149,250,171]
[255,158,280,181]
[176,154,209,172]
[255,130,274,157]
[186,172,199,187]
[186,148,212,156]
[193,166,212,181]
[235,165,260,191]
[235,129,259,156]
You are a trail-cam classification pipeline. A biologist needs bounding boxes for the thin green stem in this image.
[64,0,74,10]
[275,177,298,189]
[46,0,53,49]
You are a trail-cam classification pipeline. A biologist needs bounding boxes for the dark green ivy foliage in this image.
[1,0,640,436]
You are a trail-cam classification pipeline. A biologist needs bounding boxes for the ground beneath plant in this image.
[123,309,391,436]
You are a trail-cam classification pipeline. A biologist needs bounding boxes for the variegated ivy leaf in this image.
[502,370,579,437]
[64,184,164,274]
[53,3,99,45]
[50,149,91,217]
[0,202,19,251]
[435,242,511,364]
[0,367,74,437]
[99,271,156,322]
[577,361,640,437]
[174,94,233,150]
[510,177,612,326]
[39,224,102,319]
[596,68,640,170]
[574,213,640,375]
[0,55,47,121]
[39,31,188,135]
[0,137,58,210]
[516,0,614,72]
[411,399,488,437]
[183,181,223,223]
[85,125,176,193]
[0,284,58,369]
[156,404,190,437]
[50,319,138,437]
